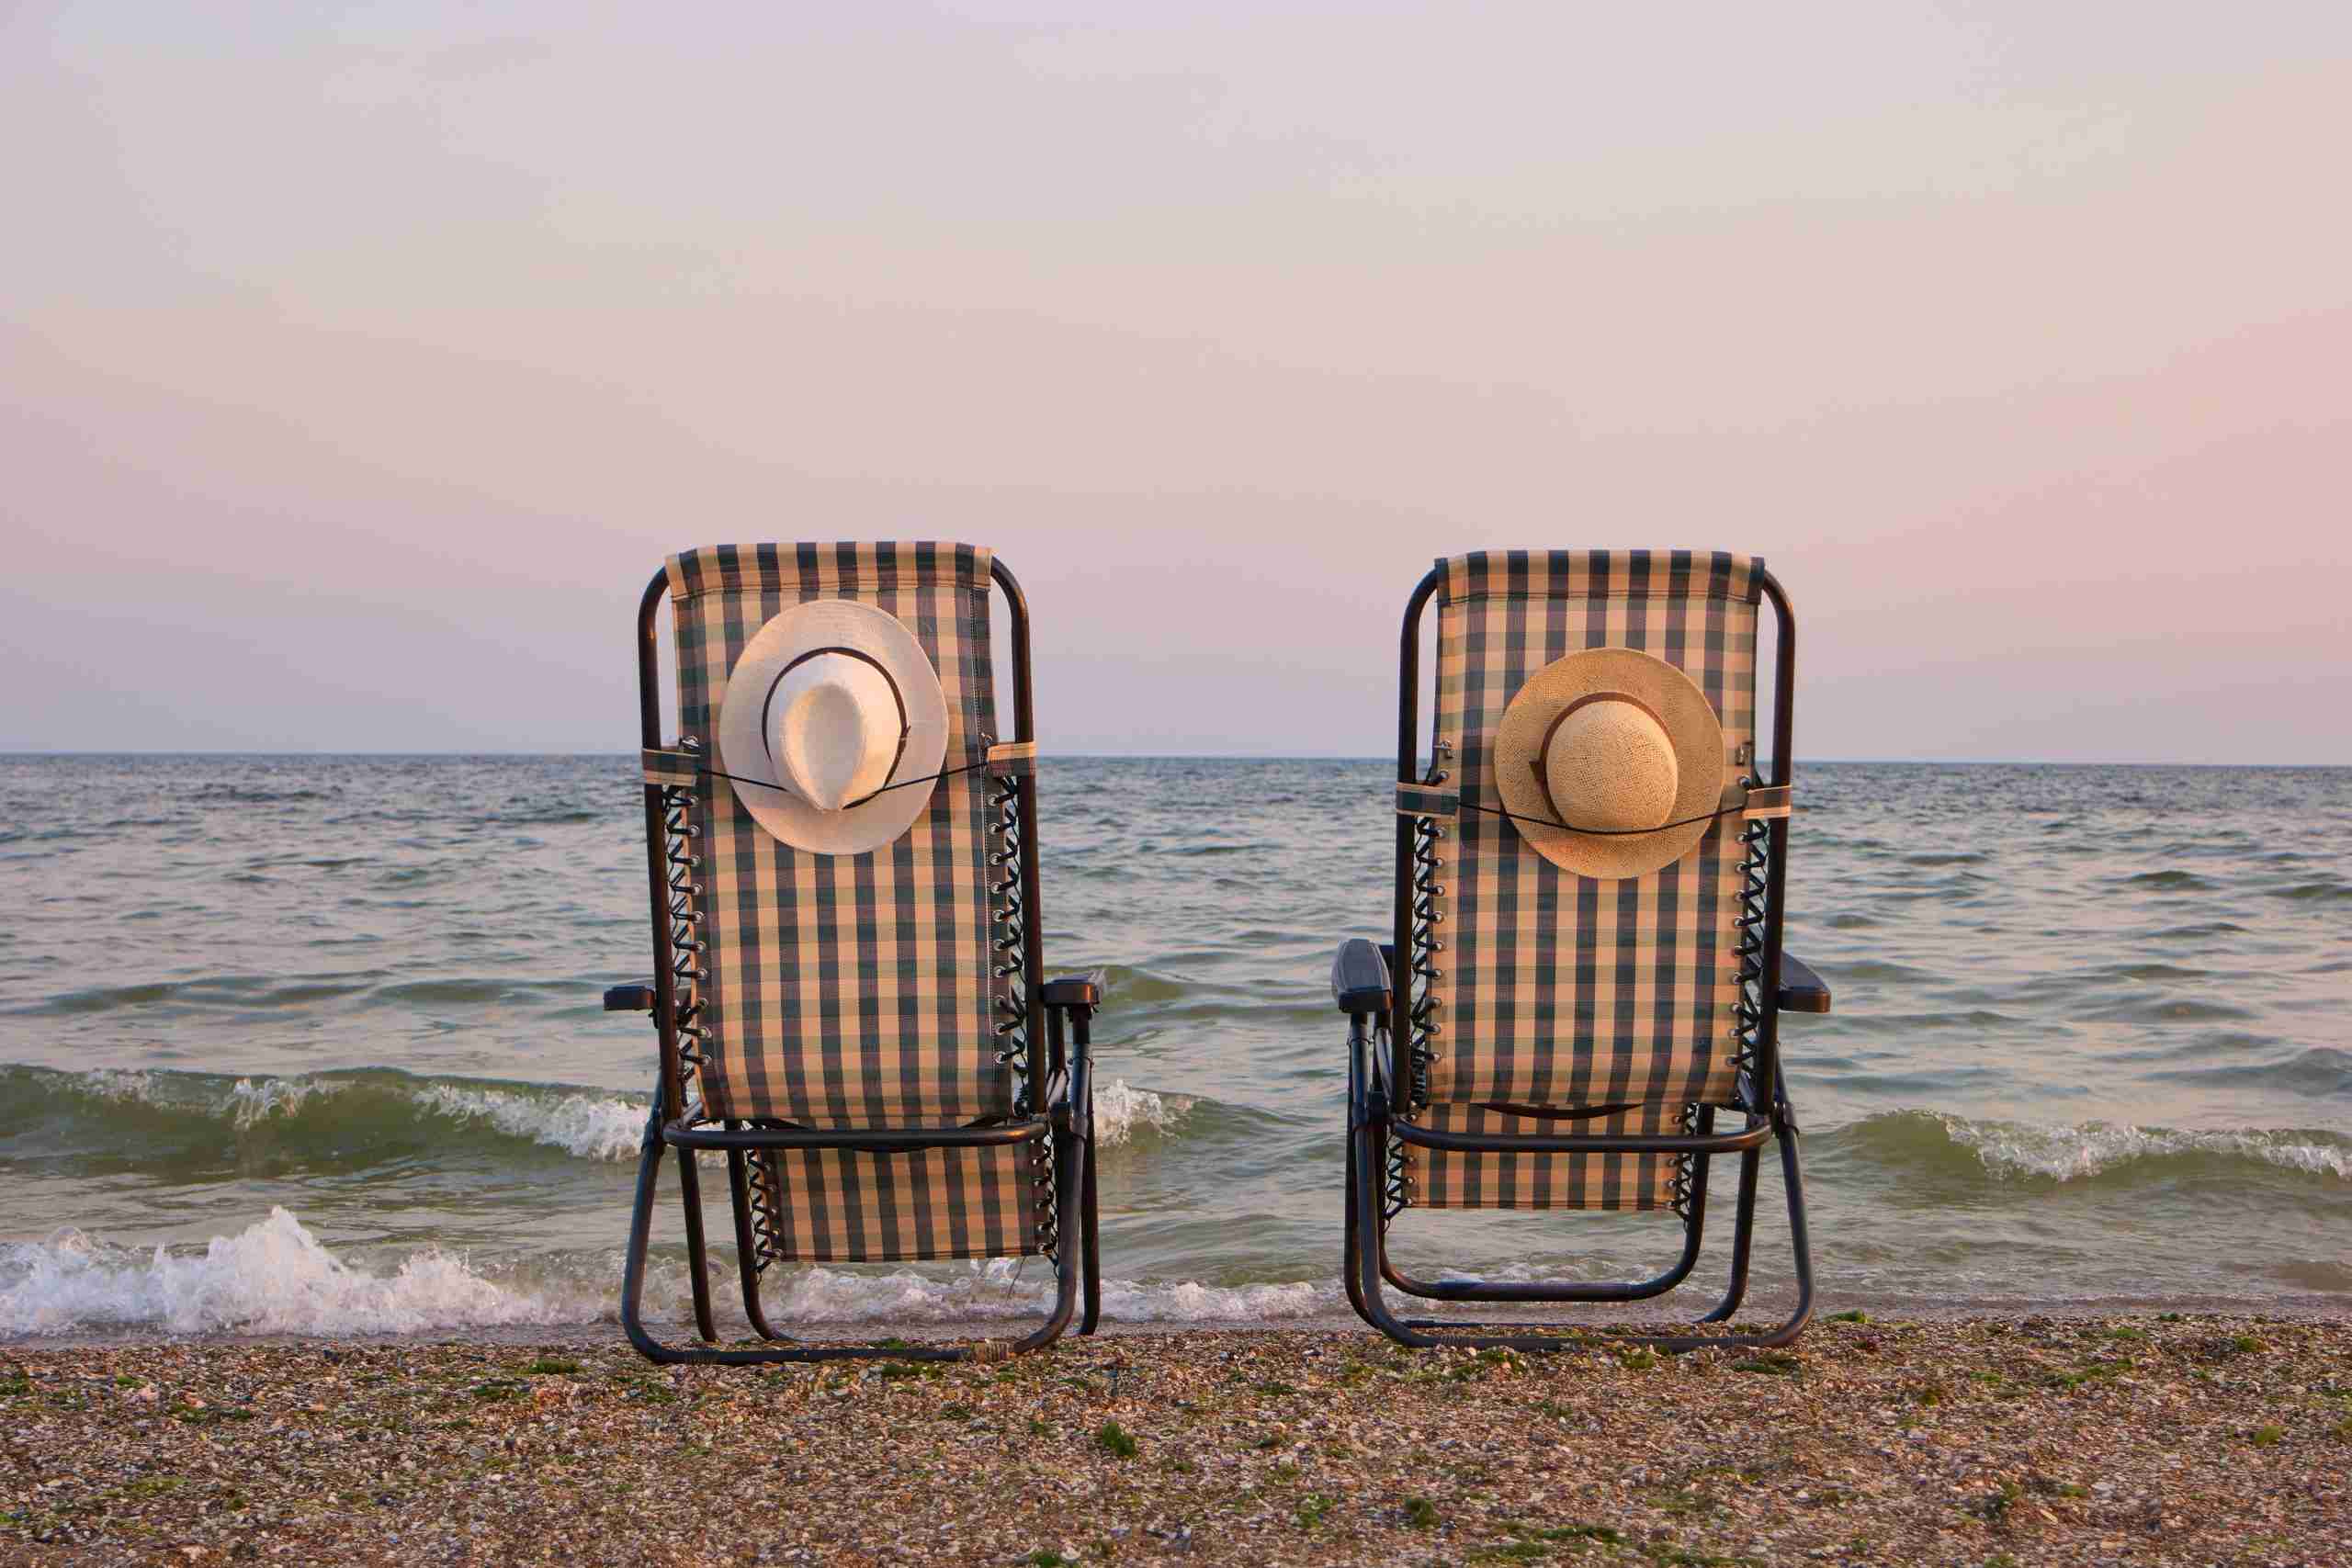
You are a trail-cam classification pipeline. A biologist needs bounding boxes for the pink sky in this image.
[5,5,2347,761]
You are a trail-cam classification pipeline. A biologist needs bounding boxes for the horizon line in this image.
[2,750,2346,769]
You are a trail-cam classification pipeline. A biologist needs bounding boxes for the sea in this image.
[0,756,2345,1341]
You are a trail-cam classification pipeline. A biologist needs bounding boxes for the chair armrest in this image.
[1331,939,1392,1016]
[1041,976,1101,1010]
[604,985,656,1013]
[1775,954,1830,1014]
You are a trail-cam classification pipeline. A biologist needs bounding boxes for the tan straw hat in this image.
[716,599,949,856]
[1492,646,1727,880]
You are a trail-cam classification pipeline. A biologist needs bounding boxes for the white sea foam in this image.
[0,1209,1339,1337]
[59,1066,343,1128]
[753,1259,1333,1324]
[408,1083,647,1163]
[1942,1117,2351,1181]
[0,1209,571,1337]
[229,1075,341,1129]
[1092,1078,1193,1147]
[75,1067,159,1104]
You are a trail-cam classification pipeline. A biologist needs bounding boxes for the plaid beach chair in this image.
[607,543,1102,1363]
[1333,550,1831,1349]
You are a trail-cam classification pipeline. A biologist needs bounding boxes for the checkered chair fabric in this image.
[1403,550,1763,1211]
[665,542,1035,1260]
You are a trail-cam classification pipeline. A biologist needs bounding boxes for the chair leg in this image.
[620,1108,1086,1366]
[1342,1118,1373,1327]
[1079,1083,1102,1336]
[1696,1143,1764,1324]
[673,1143,718,1344]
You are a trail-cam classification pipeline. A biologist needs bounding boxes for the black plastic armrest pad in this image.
[1332,938,1392,1015]
[1041,976,1101,1009]
[1776,954,1831,1014]
[604,985,657,1013]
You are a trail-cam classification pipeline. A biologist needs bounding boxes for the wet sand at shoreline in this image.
[6,1314,2347,1565]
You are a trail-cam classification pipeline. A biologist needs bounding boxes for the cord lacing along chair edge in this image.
[1385,753,1775,1225]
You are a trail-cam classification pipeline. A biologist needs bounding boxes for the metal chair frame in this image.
[1340,563,1824,1352]
[612,556,1101,1364]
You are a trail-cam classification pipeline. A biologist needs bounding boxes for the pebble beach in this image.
[6,1314,2347,1566]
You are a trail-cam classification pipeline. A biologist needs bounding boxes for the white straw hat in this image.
[715,599,949,856]
[1492,646,1726,880]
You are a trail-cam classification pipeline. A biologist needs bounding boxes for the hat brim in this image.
[1492,647,1726,879]
[716,599,950,857]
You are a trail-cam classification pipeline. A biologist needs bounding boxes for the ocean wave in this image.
[0,1208,1336,1337]
[3,1066,1188,1168]
[1943,1117,2350,1182]
[1833,1109,2352,1184]
[1093,1078,1193,1146]
[0,1065,649,1165]
[0,1210,575,1337]
[408,1082,648,1162]
[228,1073,345,1130]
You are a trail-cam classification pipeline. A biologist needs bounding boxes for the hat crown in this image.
[769,654,899,813]
[1543,698,1679,833]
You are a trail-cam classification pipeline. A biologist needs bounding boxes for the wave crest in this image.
[407,1083,647,1162]
[0,1210,572,1337]
[1094,1078,1192,1146]
[1943,1116,2350,1181]
[1832,1110,2352,1184]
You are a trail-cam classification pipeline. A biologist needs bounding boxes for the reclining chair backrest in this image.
[666,542,1033,1260]
[1408,549,1766,1210]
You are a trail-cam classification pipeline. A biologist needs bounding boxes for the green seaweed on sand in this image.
[1730,1353,1800,1376]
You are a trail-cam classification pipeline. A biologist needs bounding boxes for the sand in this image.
[5,1314,2347,1565]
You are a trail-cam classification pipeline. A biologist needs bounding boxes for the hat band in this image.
[758,645,912,798]
[1529,688,1671,835]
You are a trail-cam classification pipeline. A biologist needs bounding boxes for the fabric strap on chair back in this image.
[667,542,1035,1260]
[1406,550,1764,1211]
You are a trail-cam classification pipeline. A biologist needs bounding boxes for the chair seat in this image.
[750,1142,1042,1263]
[1402,1101,1683,1211]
